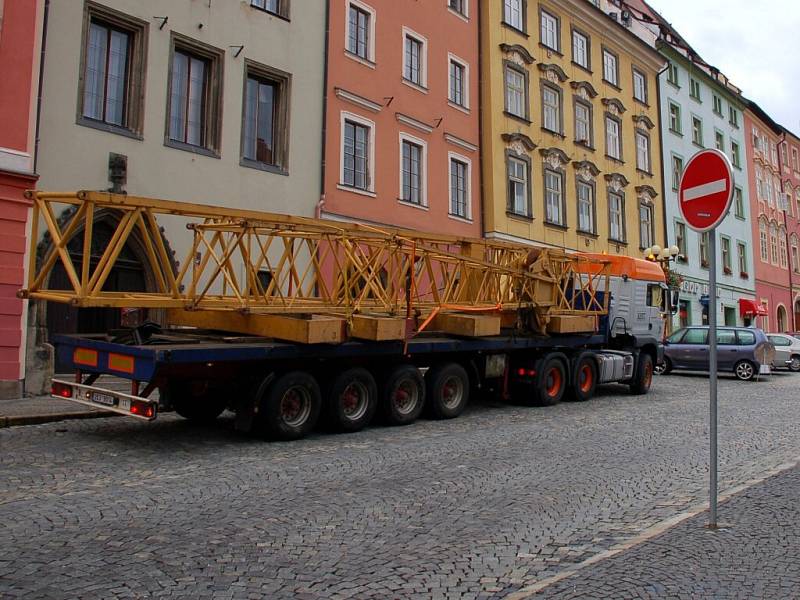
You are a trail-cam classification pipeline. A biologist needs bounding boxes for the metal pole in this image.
[708,228,718,528]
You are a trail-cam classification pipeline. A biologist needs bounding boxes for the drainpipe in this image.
[316,0,331,219]
[654,50,671,326]
[33,0,50,174]
[477,4,486,239]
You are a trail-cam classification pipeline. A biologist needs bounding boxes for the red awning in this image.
[739,298,768,318]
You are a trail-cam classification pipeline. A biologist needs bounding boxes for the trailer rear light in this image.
[515,368,536,377]
[517,368,526,376]
[51,381,73,398]
[130,400,155,419]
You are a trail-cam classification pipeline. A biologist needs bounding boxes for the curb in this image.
[0,411,118,428]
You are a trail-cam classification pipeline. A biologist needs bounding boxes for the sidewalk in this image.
[0,394,114,428]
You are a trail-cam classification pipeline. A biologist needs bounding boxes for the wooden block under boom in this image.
[431,313,501,337]
[349,315,407,341]
[546,314,597,334]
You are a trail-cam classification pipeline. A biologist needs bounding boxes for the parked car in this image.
[766,334,800,372]
[657,326,775,381]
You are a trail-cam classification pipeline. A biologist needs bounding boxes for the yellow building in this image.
[480,0,665,255]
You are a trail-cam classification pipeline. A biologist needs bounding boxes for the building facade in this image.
[779,128,800,331]
[658,45,756,329]
[31,0,325,380]
[0,0,43,397]
[320,0,480,237]
[480,0,665,255]
[744,102,800,333]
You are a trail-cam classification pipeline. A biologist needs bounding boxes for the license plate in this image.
[90,391,117,406]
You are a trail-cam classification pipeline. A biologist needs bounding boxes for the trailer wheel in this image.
[567,354,597,402]
[629,353,654,395]
[257,371,321,441]
[536,356,567,406]
[325,368,377,433]
[162,382,227,423]
[425,363,470,420]
[380,365,425,426]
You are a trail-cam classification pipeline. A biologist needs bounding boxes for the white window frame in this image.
[577,180,594,234]
[540,9,559,51]
[640,203,654,249]
[575,101,591,145]
[608,191,624,242]
[448,53,470,110]
[572,29,589,70]
[447,0,468,19]
[398,131,428,207]
[605,116,620,160]
[542,84,561,133]
[544,168,564,226]
[448,151,472,221]
[508,155,529,217]
[345,1,376,65]
[504,0,524,31]
[635,131,650,172]
[633,68,647,103]
[339,111,376,195]
[504,64,526,119]
[602,48,618,86]
[402,26,428,89]
[738,241,748,275]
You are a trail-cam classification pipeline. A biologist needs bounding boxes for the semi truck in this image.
[24,191,667,441]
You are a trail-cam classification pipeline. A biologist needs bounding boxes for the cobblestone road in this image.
[1,371,799,599]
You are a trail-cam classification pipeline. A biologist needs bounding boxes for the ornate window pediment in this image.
[636,184,658,203]
[633,114,655,130]
[500,43,535,67]
[604,172,630,191]
[537,63,568,83]
[502,132,537,155]
[573,160,601,181]
[602,97,627,116]
[538,147,570,170]
[570,80,598,100]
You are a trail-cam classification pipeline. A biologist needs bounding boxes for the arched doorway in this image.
[777,305,788,333]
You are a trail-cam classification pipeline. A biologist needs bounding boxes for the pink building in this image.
[744,101,800,332]
[320,0,480,238]
[0,0,43,397]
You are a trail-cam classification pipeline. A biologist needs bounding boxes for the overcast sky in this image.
[646,0,800,133]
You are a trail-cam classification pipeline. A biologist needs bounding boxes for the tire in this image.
[255,371,321,441]
[734,360,756,381]
[162,381,227,423]
[380,365,425,425]
[654,357,672,375]
[566,354,597,402]
[789,355,800,373]
[425,363,470,419]
[536,356,567,406]
[324,368,377,433]
[629,353,654,395]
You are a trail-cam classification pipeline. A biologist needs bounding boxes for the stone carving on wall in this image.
[499,43,535,67]
[573,160,601,182]
[633,114,655,131]
[501,132,537,155]
[602,97,627,116]
[569,81,598,100]
[537,63,568,83]
[636,184,658,204]
[538,147,570,170]
[604,173,630,192]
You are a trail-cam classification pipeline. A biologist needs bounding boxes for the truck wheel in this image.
[567,354,596,402]
[425,363,470,419]
[536,356,567,406]
[380,365,425,425]
[629,353,654,395]
[325,368,377,433]
[257,371,321,441]
[162,382,227,423]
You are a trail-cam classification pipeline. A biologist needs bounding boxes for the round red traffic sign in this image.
[677,149,734,232]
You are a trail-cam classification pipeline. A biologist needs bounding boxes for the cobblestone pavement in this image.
[1,371,799,599]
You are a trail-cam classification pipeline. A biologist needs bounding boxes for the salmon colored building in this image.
[0,0,43,397]
[320,0,480,237]
[779,128,800,330]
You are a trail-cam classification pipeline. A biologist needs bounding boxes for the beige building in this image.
[30,0,325,381]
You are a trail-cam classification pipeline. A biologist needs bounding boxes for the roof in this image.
[576,253,666,283]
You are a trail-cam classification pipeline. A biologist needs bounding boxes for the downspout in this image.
[477,4,486,238]
[33,0,50,174]
[654,55,670,331]
[316,0,331,219]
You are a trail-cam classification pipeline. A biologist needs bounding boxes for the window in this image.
[608,192,624,242]
[574,101,592,145]
[715,130,724,151]
[700,232,709,267]
[403,30,427,87]
[633,69,647,103]
[577,181,594,233]
[635,131,650,172]
[671,155,683,191]
[542,84,561,133]
[605,116,621,160]
[504,0,524,31]
[737,329,756,345]
[765,173,773,205]
[689,78,701,101]
[449,155,470,218]
[602,48,618,86]
[400,137,425,205]
[342,117,371,191]
[504,64,527,119]
[242,62,291,170]
[667,61,679,86]
[770,223,779,264]
[759,220,768,262]
[691,116,703,146]
[731,141,741,168]
[250,0,285,16]
[721,236,731,273]
[572,29,589,70]
[717,329,737,345]
[738,242,747,275]
[729,106,739,127]
[779,229,788,268]
[792,239,799,273]
[781,143,788,166]
[734,187,744,218]
[540,9,559,51]
[167,37,223,153]
[683,329,708,345]
[347,3,372,61]
[675,221,687,258]
[668,102,681,134]
[449,56,468,108]
[80,6,146,134]
[544,169,564,226]
[507,155,530,216]
[448,0,467,17]
[792,148,799,171]
[639,203,653,249]
[712,94,723,115]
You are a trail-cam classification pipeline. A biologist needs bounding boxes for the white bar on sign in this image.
[683,179,727,202]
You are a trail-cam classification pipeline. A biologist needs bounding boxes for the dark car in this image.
[657,326,775,381]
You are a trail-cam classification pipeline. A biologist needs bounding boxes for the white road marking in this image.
[683,178,727,202]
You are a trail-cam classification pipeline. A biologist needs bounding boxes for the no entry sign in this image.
[678,149,734,232]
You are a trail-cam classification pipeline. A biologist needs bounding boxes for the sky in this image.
[646,0,800,134]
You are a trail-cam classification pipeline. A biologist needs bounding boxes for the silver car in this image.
[766,334,800,372]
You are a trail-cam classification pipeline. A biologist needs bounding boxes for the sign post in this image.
[677,149,734,529]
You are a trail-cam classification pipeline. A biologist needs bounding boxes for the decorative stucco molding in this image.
[569,80,598,100]
[395,112,433,134]
[499,43,535,66]
[444,132,478,153]
[573,160,601,181]
[604,173,630,191]
[538,147,570,170]
[601,97,627,116]
[636,184,658,202]
[632,114,655,130]
[537,63,568,83]
[334,87,383,113]
[502,132,537,154]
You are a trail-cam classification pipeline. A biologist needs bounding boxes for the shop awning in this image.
[739,298,768,318]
